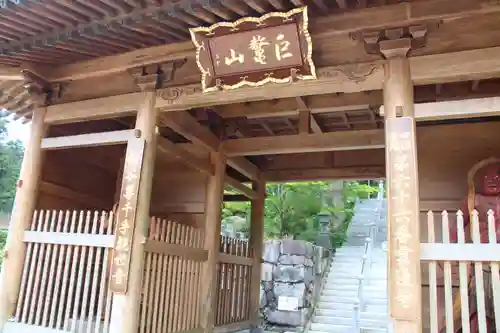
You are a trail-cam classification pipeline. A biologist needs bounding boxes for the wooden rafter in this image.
[17,0,500,81]
[222,129,385,156]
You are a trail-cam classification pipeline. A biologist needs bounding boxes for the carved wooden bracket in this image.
[350,21,441,58]
[21,70,52,107]
[130,59,187,92]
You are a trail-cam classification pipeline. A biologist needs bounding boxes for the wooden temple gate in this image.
[0,1,499,333]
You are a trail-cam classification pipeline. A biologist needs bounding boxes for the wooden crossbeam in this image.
[264,166,385,182]
[157,136,214,176]
[222,129,385,156]
[225,175,258,199]
[41,129,135,150]
[226,157,260,181]
[158,112,261,181]
[381,96,500,120]
[159,112,220,151]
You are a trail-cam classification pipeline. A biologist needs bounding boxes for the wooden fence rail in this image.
[14,209,115,333]
[139,217,205,333]
[8,211,254,333]
[422,210,500,333]
[215,236,252,328]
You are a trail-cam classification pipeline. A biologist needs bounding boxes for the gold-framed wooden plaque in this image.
[189,6,316,92]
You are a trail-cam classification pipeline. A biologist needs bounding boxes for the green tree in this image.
[0,118,24,266]
[0,118,23,212]
[264,182,327,241]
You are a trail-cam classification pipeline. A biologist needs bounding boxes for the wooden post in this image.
[109,79,158,333]
[381,39,422,333]
[249,177,265,330]
[0,107,47,328]
[200,151,226,333]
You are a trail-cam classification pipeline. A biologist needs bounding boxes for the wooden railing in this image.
[422,210,500,333]
[215,236,252,329]
[139,217,206,333]
[12,209,115,333]
[8,211,255,333]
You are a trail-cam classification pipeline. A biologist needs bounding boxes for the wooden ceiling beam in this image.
[222,129,385,156]
[157,135,214,176]
[225,175,258,199]
[26,0,500,83]
[227,157,261,182]
[43,47,500,125]
[381,96,500,121]
[159,111,220,151]
[158,111,261,181]
[157,46,500,113]
[264,166,385,182]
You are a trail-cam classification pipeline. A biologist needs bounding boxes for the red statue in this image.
[440,158,500,333]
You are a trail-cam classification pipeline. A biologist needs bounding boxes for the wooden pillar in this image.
[109,86,158,333]
[249,177,266,329]
[381,40,422,333]
[200,151,226,333]
[0,107,47,328]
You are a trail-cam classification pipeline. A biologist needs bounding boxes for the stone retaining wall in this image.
[260,240,331,331]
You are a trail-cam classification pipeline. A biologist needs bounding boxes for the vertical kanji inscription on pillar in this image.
[109,137,145,294]
[386,116,421,323]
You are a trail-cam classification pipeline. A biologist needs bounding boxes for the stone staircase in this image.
[308,199,388,333]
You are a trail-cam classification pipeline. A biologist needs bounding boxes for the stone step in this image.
[313,316,388,328]
[318,296,387,306]
[315,308,387,319]
[316,303,388,315]
[309,323,388,333]
[309,328,387,333]
[322,288,387,299]
[323,283,387,292]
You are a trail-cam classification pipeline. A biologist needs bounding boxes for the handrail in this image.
[352,200,381,333]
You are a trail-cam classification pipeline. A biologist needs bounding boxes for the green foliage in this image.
[0,118,24,266]
[0,119,24,212]
[222,180,380,248]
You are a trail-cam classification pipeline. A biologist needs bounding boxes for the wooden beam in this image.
[35,41,194,83]
[411,46,500,85]
[264,166,385,182]
[45,92,143,124]
[249,178,265,327]
[0,66,22,81]
[35,0,500,83]
[157,136,214,176]
[381,96,500,120]
[218,253,253,266]
[156,61,385,111]
[226,157,260,182]
[159,112,220,151]
[223,194,250,202]
[200,152,226,333]
[225,175,258,200]
[40,181,108,208]
[222,129,385,156]
[0,108,46,328]
[41,129,135,150]
[41,46,500,125]
[299,110,311,134]
[217,91,381,119]
[310,114,323,133]
[335,0,347,8]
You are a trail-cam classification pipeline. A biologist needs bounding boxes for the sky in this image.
[6,119,29,144]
